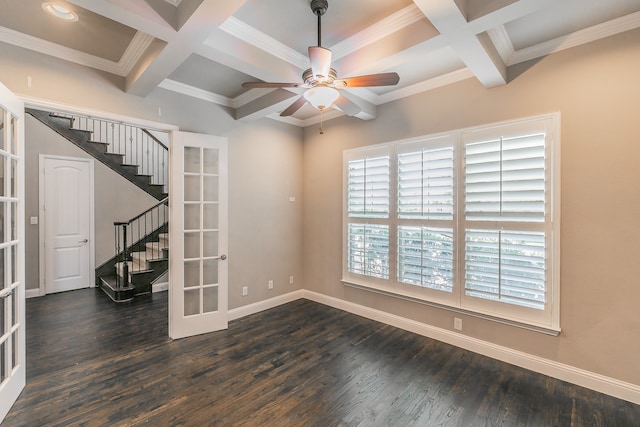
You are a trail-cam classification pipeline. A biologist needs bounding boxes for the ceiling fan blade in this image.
[335,72,400,88]
[280,96,307,117]
[308,46,332,80]
[333,94,361,116]
[242,82,300,88]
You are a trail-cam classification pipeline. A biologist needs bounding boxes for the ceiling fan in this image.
[241,0,400,118]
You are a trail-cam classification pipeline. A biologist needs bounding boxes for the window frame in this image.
[342,114,561,334]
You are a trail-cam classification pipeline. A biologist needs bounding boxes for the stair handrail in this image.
[113,197,169,290]
[48,110,169,191]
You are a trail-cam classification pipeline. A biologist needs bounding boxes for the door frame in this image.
[38,154,95,296]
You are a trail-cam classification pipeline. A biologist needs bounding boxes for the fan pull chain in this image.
[319,108,325,134]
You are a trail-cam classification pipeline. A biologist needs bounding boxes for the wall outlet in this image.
[289,276,294,284]
[454,317,462,331]
[242,286,248,296]
[268,280,273,290]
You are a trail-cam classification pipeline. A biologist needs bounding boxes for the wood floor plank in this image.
[3,288,639,426]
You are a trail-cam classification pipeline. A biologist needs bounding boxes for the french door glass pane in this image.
[184,232,200,259]
[0,113,4,151]
[203,286,218,312]
[10,159,17,198]
[0,158,4,197]
[203,231,217,258]
[184,204,200,231]
[203,259,218,285]
[184,176,200,201]
[0,341,5,382]
[203,204,218,229]
[10,202,16,241]
[184,289,200,316]
[203,176,218,201]
[184,147,200,173]
[10,116,17,155]
[184,260,199,288]
[203,149,218,174]
[0,202,4,243]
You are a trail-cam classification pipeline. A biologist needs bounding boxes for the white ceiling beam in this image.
[412,0,506,88]
[125,0,249,96]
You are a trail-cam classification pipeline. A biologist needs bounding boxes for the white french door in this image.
[169,131,228,339]
[0,83,25,423]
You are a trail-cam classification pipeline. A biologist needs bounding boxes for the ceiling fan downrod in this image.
[310,0,328,47]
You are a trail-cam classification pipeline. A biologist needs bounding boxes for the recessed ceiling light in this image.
[42,2,78,22]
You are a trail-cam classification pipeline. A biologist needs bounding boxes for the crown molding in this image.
[119,31,155,75]
[509,10,640,66]
[487,25,515,65]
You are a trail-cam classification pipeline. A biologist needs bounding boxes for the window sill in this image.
[341,279,561,336]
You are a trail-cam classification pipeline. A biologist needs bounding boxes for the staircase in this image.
[98,219,169,302]
[27,108,168,200]
[27,108,170,302]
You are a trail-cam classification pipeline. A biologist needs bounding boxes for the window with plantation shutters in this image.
[345,150,391,280]
[343,114,560,332]
[397,139,455,292]
[463,131,548,311]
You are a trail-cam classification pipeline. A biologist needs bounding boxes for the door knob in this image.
[213,254,227,260]
[79,239,89,244]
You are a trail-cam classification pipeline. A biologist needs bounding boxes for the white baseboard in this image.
[229,290,304,321]
[153,282,168,293]
[26,288,43,299]
[301,290,640,406]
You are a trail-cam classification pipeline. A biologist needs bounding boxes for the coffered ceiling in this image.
[1,0,639,126]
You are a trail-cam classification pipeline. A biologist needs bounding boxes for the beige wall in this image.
[302,28,640,386]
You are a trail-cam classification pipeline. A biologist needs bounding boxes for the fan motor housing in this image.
[310,0,328,16]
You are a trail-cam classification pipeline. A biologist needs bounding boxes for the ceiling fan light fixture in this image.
[42,2,78,21]
[304,86,339,111]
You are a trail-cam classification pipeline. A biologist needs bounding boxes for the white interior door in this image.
[0,83,25,423]
[169,131,228,339]
[41,156,94,294]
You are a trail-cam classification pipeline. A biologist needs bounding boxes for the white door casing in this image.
[169,131,228,339]
[0,82,26,423]
[39,156,94,294]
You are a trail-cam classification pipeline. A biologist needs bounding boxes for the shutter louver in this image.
[398,147,454,220]
[465,134,545,222]
[465,230,546,309]
[398,226,453,292]
[348,156,390,218]
[348,224,389,279]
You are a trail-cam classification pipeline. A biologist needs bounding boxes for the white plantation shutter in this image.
[345,149,391,280]
[348,156,390,218]
[396,139,455,293]
[462,122,552,318]
[348,223,389,279]
[464,229,546,309]
[343,115,559,331]
[398,145,454,220]
[465,134,546,222]
[398,226,453,292]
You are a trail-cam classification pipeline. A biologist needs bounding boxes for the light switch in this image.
[30,216,38,225]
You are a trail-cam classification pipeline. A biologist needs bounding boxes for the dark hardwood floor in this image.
[3,288,639,426]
